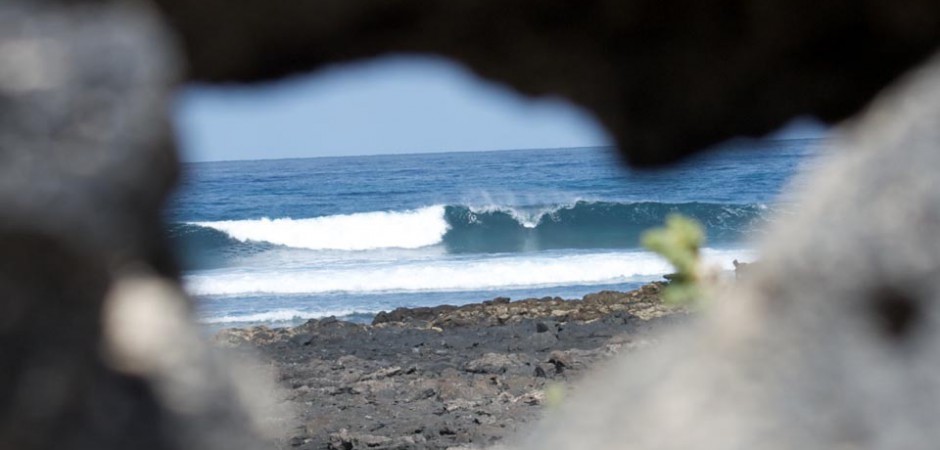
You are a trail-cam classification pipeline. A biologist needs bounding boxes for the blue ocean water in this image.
[166,141,821,328]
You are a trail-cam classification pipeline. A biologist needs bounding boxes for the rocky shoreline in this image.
[215,282,688,449]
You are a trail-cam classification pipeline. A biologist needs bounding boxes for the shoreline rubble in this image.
[213,282,687,449]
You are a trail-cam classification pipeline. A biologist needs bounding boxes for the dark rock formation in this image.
[152,0,940,164]
[6,0,940,449]
[215,286,681,449]
[732,258,759,279]
[521,54,940,450]
[372,305,459,325]
[0,3,272,450]
[369,283,680,328]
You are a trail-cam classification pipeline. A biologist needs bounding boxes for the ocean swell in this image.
[172,201,770,266]
[444,201,769,253]
[184,251,664,296]
[201,308,370,324]
[188,205,449,251]
[183,249,747,297]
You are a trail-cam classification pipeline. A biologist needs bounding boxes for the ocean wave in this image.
[168,222,275,270]
[188,205,449,251]
[171,201,770,269]
[463,203,566,228]
[184,249,746,297]
[443,201,768,253]
[201,308,368,324]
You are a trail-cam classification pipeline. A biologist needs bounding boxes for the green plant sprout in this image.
[641,214,706,306]
[544,383,566,409]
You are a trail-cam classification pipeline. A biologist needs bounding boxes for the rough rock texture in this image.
[214,287,684,449]
[519,55,940,450]
[6,0,940,449]
[371,283,680,328]
[152,0,940,164]
[0,2,279,450]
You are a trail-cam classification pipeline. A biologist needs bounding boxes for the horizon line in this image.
[180,136,827,164]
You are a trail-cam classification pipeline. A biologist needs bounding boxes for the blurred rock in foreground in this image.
[520,55,940,450]
[5,0,940,449]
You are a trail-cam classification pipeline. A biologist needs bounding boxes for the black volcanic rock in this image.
[215,284,684,449]
[152,0,940,164]
[367,282,680,329]
[7,0,940,449]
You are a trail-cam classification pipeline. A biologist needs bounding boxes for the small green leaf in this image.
[641,214,706,306]
[662,283,701,306]
[545,383,566,409]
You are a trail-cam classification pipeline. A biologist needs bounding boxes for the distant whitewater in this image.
[173,201,769,257]
[167,143,820,327]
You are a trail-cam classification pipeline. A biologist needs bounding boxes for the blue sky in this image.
[174,55,614,162]
[174,55,827,162]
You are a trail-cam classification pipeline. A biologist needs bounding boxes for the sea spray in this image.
[191,206,449,251]
[184,248,746,297]
[172,201,771,263]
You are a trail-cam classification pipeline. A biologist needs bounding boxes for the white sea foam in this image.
[468,202,580,228]
[202,308,366,324]
[191,206,449,251]
[184,249,748,297]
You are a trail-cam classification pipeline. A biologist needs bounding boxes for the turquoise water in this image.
[166,141,820,327]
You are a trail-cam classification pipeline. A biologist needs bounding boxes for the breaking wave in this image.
[188,206,448,251]
[184,249,746,297]
[201,308,369,324]
[169,201,769,268]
